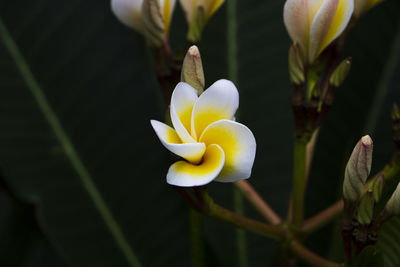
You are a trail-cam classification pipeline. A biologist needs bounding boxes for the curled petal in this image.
[199,120,256,182]
[111,0,144,33]
[170,82,198,143]
[159,0,177,34]
[151,120,205,163]
[204,0,225,21]
[310,0,354,62]
[309,0,339,63]
[167,144,225,187]
[283,0,310,60]
[191,79,239,139]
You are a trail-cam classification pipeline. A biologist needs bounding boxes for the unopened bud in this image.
[385,182,400,216]
[343,135,373,203]
[142,0,165,47]
[181,45,205,94]
[288,43,305,85]
[392,103,400,149]
[356,191,375,225]
[371,174,384,202]
[329,58,351,88]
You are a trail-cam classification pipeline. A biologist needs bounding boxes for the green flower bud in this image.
[288,43,305,85]
[385,182,400,216]
[371,174,384,202]
[356,191,375,225]
[181,45,205,95]
[329,57,351,88]
[343,135,373,203]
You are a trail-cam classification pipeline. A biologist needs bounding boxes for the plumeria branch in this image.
[202,193,285,240]
[290,241,343,267]
[303,200,344,234]
[234,180,281,224]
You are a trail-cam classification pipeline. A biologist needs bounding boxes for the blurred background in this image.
[0,0,399,266]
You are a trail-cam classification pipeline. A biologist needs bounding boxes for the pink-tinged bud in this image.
[283,0,354,64]
[181,45,205,95]
[354,0,384,18]
[342,135,373,203]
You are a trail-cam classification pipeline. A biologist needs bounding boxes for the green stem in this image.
[292,138,308,226]
[234,187,248,267]
[203,194,284,240]
[189,208,205,267]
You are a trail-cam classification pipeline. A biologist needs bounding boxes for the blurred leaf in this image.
[0,1,190,266]
[0,179,66,267]
[354,246,384,267]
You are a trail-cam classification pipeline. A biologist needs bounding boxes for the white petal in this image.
[309,0,353,62]
[111,0,144,33]
[199,120,256,183]
[191,79,239,139]
[170,82,198,143]
[167,144,225,187]
[151,120,205,163]
[283,0,310,59]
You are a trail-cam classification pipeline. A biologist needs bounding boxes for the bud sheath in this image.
[343,135,373,203]
[181,45,205,94]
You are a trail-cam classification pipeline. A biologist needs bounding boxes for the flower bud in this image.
[180,0,225,42]
[288,43,305,85]
[283,0,354,64]
[329,57,351,88]
[342,135,373,203]
[111,0,176,46]
[371,174,384,202]
[354,0,384,18]
[181,45,205,94]
[392,103,400,149]
[356,191,375,225]
[385,182,400,216]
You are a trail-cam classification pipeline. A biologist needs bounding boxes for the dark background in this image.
[0,0,400,266]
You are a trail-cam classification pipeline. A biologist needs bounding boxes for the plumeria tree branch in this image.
[290,241,343,267]
[202,192,285,240]
[303,200,344,234]
[234,180,281,224]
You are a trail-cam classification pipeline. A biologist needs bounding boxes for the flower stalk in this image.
[291,136,308,226]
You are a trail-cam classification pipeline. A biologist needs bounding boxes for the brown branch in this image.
[234,180,282,224]
[303,200,344,234]
[290,241,343,267]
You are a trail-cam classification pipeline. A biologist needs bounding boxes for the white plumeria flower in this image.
[283,0,354,64]
[354,0,383,17]
[151,80,256,187]
[111,0,176,35]
[180,0,224,24]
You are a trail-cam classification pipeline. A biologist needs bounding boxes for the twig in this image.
[234,180,281,224]
[290,241,343,267]
[303,200,344,234]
